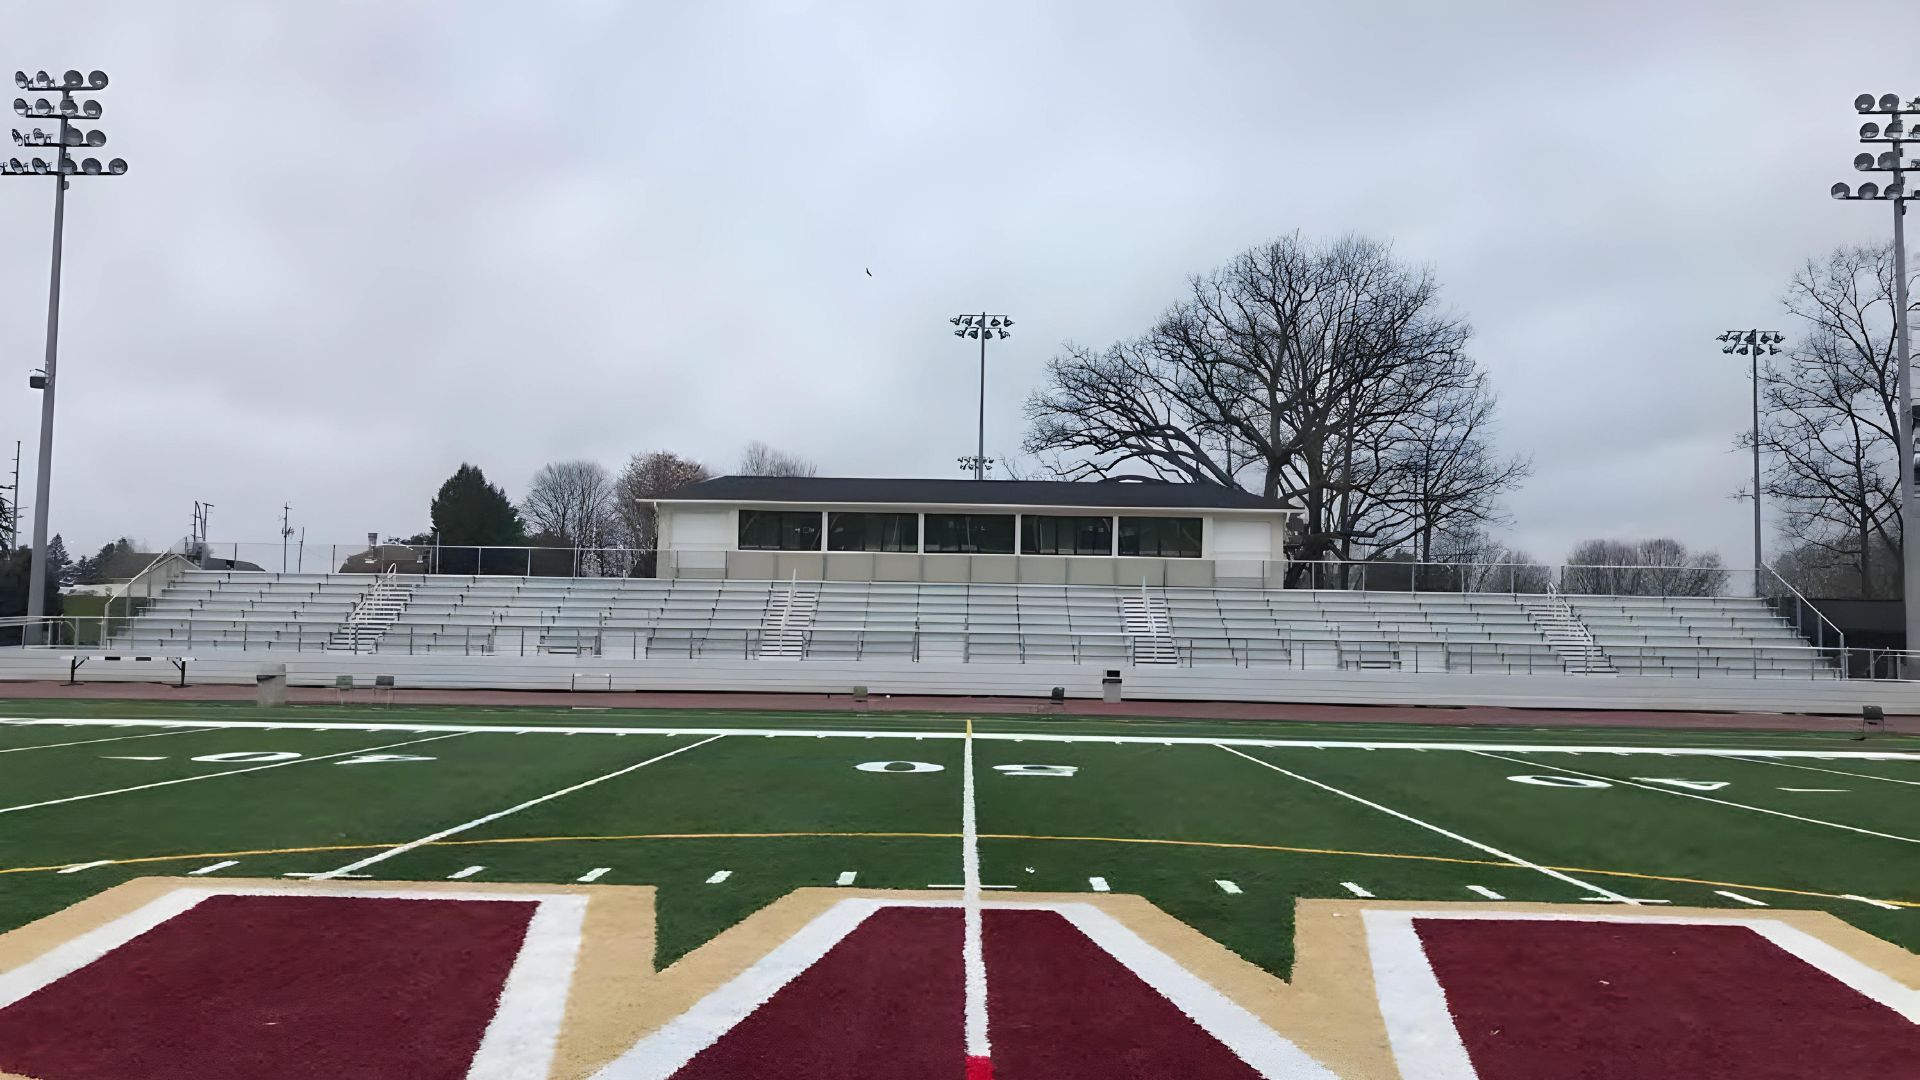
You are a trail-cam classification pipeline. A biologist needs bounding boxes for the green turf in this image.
[0,703,1911,980]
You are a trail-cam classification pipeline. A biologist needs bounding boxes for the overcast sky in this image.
[0,1,1911,568]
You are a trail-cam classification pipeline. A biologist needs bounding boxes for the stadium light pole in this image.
[1832,92,1916,661]
[4,70,127,644]
[1717,329,1784,586]
[950,313,1012,480]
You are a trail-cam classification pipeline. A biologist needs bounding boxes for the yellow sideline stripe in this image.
[8,830,1914,909]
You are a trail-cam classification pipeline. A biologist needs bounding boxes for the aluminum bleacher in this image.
[102,569,1837,678]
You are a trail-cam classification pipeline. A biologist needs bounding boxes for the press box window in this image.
[828,512,919,552]
[923,513,1015,554]
[1118,517,1202,558]
[738,510,822,551]
[1021,514,1113,556]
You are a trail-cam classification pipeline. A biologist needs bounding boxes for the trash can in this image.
[256,664,288,707]
[1101,669,1122,703]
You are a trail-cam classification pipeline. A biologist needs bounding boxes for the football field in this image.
[0,698,1913,977]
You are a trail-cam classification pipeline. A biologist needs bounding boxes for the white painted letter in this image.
[1631,777,1729,792]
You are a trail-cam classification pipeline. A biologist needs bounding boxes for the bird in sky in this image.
[865,268,873,277]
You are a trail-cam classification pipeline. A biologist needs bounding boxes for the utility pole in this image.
[280,504,294,573]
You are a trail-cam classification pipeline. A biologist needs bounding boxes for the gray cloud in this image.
[0,0,1909,568]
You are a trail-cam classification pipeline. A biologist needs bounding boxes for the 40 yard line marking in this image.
[1466,750,1920,845]
[312,733,725,880]
[1216,744,1640,904]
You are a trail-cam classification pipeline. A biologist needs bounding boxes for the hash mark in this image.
[1465,885,1505,900]
[448,865,485,880]
[1341,881,1374,898]
[1777,787,1849,793]
[1214,879,1242,895]
[1089,876,1110,892]
[1714,889,1768,907]
[705,870,732,884]
[188,860,238,876]
[577,867,611,882]
[835,871,857,885]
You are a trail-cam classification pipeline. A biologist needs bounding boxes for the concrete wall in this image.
[8,649,1915,716]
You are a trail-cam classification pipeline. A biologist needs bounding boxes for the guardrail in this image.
[16,615,1872,680]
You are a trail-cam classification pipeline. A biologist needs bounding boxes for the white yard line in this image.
[1466,749,1920,845]
[1341,882,1375,898]
[960,719,990,1068]
[314,733,724,881]
[1217,744,1640,903]
[187,860,238,876]
[1214,879,1243,895]
[56,860,110,875]
[4,715,1916,759]
[1715,890,1768,906]
[0,732,465,818]
[449,866,485,880]
[835,871,857,886]
[1464,885,1505,900]
[1737,755,1920,787]
[0,726,216,755]
[1843,894,1902,910]
[577,867,611,883]
[704,870,732,885]
[1088,876,1110,892]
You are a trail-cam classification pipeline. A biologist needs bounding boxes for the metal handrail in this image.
[1758,563,1847,654]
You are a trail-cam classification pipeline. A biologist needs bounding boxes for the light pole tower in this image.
[950,313,1012,480]
[4,70,127,643]
[1831,92,1915,657]
[1717,329,1784,586]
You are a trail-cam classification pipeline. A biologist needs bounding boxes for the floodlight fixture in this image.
[1859,93,1879,112]
[1,66,125,641]
[948,311,1015,480]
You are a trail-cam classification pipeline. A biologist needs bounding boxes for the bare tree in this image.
[1561,538,1728,597]
[521,460,615,551]
[739,441,818,477]
[1023,233,1526,568]
[1753,243,1917,599]
[612,451,711,558]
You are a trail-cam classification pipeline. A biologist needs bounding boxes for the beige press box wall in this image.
[656,504,1290,588]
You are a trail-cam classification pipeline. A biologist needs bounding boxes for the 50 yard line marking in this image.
[1215,745,1639,903]
[313,734,725,880]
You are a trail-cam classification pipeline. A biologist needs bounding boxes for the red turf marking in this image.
[983,909,1264,1080]
[1414,918,1920,1080]
[966,1054,995,1080]
[670,906,966,1080]
[0,894,537,1080]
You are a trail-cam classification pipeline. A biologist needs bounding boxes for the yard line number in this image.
[854,761,1077,777]
[1507,775,1729,791]
[189,751,436,766]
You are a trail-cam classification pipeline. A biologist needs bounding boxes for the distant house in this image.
[337,544,428,574]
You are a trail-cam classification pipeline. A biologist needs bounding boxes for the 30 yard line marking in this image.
[1466,750,1920,845]
[704,870,731,885]
[448,865,485,880]
[577,867,611,883]
[1465,885,1505,900]
[1217,744,1640,903]
[0,732,465,818]
[1341,882,1374,898]
[313,733,724,880]
[187,860,237,876]
[1741,756,1920,787]
[1715,890,1768,907]
[961,718,991,1074]
[835,871,857,886]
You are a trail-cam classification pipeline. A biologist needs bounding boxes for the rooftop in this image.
[657,475,1294,512]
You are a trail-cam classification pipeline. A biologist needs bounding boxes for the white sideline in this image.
[1465,750,1920,845]
[1217,744,1639,903]
[960,721,990,1064]
[314,734,724,880]
[3,715,1917,759]
[0,732,466,817]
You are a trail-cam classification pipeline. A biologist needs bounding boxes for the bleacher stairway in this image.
[1524,590,1615,674]
[1120,593,1177,664]
[326,572,414,655]
[758,582,819,660]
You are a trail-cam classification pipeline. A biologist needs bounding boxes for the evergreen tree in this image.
[45,535,73,587]
[428,464,525,575]
[0,547,64,645]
